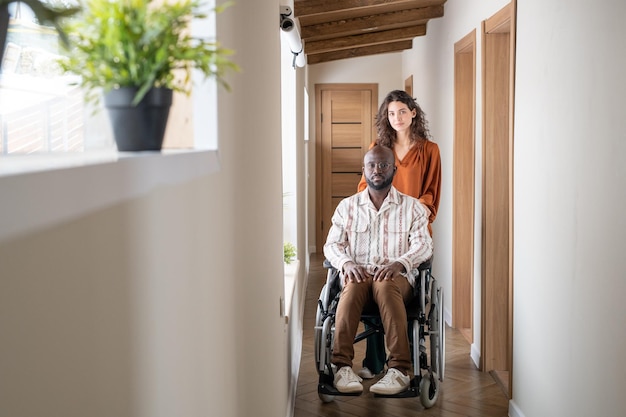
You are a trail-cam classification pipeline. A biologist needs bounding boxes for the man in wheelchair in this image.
[323,145,433,396]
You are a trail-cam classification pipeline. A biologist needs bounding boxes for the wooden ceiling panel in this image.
[294,0,446,64]
[305,25,426,55]
[306,40,414,65]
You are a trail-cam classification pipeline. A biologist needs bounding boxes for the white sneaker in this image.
[370,368,410,395]
[333,366,363,393]
[357,367,376,379]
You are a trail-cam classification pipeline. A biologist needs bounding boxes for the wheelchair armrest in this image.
[319,259,342,314]
[411,258,433,298]
[417,257,432,271]
[325,262,340,287]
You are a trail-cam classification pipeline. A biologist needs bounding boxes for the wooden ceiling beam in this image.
[305,25,426,55]
[294,0,446,18]
[300,6,443,40]
[306,40,413,65]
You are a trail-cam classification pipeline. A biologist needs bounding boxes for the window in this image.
[0,0,219,156]
[0,2,101,154]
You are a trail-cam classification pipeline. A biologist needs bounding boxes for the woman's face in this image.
[387,101,416,134]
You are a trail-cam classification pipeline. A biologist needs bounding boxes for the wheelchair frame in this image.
[314,260,445,408]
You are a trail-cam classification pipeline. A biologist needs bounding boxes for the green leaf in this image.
[57,0,239,105]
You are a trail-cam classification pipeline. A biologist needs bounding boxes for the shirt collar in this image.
[358,185,400,206]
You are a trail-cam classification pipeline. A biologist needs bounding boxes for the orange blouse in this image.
[358,140,441,236]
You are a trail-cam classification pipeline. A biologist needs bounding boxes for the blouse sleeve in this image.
[419,142,442,224]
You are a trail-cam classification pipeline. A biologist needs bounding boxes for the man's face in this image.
[363,151,395,191]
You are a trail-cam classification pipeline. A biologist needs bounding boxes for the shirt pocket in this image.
[347,220,369,233]
[382,217,411,258]
[347,220,370,260]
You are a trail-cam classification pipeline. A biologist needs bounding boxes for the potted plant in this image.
[57,0,239,151]
[284,242,296,264]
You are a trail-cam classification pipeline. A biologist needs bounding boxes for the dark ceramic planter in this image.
[104,87,173,152]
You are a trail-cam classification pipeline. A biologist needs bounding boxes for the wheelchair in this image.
[314,259,445,408]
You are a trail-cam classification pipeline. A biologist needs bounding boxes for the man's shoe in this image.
[333,366,363,394]
[369,368,410,395]
[357,367,376,379]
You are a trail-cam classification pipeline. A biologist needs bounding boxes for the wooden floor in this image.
[293,254,509,417]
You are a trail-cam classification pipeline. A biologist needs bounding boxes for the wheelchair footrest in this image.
[318,373,362,397]
[372,377,420,399]
[318,383,362,397]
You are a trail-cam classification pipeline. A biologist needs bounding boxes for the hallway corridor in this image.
[293,254,509,417]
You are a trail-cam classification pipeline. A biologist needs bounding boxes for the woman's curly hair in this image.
[375,90,432,147]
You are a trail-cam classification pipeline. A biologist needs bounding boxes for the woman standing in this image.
[358,89,441,235]
[356,89,442,379]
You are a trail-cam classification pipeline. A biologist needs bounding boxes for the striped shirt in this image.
[324,186,433,287]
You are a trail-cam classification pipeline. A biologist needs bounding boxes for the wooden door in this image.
[315,84,378,253]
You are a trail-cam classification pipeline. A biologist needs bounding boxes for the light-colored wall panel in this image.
[402,0,626,416]
[0,2,289,417]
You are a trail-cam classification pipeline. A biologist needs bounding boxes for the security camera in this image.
[280,17,295,31]
[280,5,292,17]
[280,5,294,31]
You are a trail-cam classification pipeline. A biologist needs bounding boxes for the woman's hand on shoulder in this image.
[418,198,432,217]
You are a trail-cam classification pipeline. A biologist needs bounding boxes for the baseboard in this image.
[286,261,309,417]
[287,256,311,417]
[509,399,525,417]
[286,375,296,417]
[470,343,480,368]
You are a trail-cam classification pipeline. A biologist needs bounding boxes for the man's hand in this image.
[372,261,406,281]
[342,261,371,285]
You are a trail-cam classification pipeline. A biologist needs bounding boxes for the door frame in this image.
[452,29,477,344]
[481,0,516,398]
[314,83,378,253]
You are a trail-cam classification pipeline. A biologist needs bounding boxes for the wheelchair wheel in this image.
[314,286,325,368]
[314,318,322,370]
[429,285,445,381]
[316,315,335,374]
[419,372,440,408]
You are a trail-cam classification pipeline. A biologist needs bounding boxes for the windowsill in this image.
[0,148,218,177]
[284,260,300,322]
[0,150,114,177]
[0,149,221,244]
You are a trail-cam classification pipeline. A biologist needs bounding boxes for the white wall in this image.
[513,1,626,416]
[279,1,310,413]
[216,1,288,415]
[402,0,626,416]
[307,52,403,109]
[0,158,245,417]
[0,1,289,416]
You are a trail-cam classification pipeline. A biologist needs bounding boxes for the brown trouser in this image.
[332,276,413,373]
